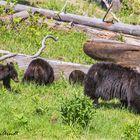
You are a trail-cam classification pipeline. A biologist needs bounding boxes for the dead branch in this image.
[0,54,17,61]
[0,35,58,61]
[102,0,120,22]
[103,1,113,22]
[31,35,59,58]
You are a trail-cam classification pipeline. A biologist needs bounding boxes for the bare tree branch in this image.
[103,2,113,22]
[0,54,17,61]
[102,0,120,22]
[0,35,58,61]
[31,35,59,58]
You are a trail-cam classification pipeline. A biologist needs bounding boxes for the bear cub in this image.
[0,62,19,90]
[69,70,86,85]
[22,58,54,85]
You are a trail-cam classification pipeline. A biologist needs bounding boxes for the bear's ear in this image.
[9,62,14,65]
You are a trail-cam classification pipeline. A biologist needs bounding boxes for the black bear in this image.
[69,70,86,85]
[0,62,19,90]
[22,58,54,85]
[84,62,140,113]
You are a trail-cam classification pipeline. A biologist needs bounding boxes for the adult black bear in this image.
[84,62,140,113]
[69,70,86,85]
[22,58,54,85]
[0,62,19,90]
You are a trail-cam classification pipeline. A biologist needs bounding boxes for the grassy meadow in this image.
[1,0,140,139]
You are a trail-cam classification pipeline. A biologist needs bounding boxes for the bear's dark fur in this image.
[69,70,86,85]
[0,62,19,90]
[84,62,140,113]
[23,58,54,85]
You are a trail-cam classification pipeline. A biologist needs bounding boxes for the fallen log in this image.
[0,1,140,36]
[0,49,90,80]
[83,39,140,70]
[5,54,90,80]
[1,9,140,45]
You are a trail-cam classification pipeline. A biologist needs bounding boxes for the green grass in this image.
[0,22,94,64]
[0,70,139,140]
[1,2,140,139]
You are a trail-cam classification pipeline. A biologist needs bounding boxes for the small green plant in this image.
[60,94,96,128]
[121,121,140,140]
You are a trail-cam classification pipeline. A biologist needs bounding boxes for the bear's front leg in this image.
[3,78,11,91]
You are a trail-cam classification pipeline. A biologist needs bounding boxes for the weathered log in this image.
[0,50,90,80]
[0,1,140,36]
[83,39,140,69]
[7,55,90,80]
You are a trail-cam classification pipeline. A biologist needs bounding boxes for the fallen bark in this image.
[83,39,140,69]
[0,1,140,36]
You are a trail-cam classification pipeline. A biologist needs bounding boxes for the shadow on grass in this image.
[98,101,139,115]
[98,102,125,110]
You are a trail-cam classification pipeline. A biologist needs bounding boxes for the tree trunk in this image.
[83,39,140,69]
